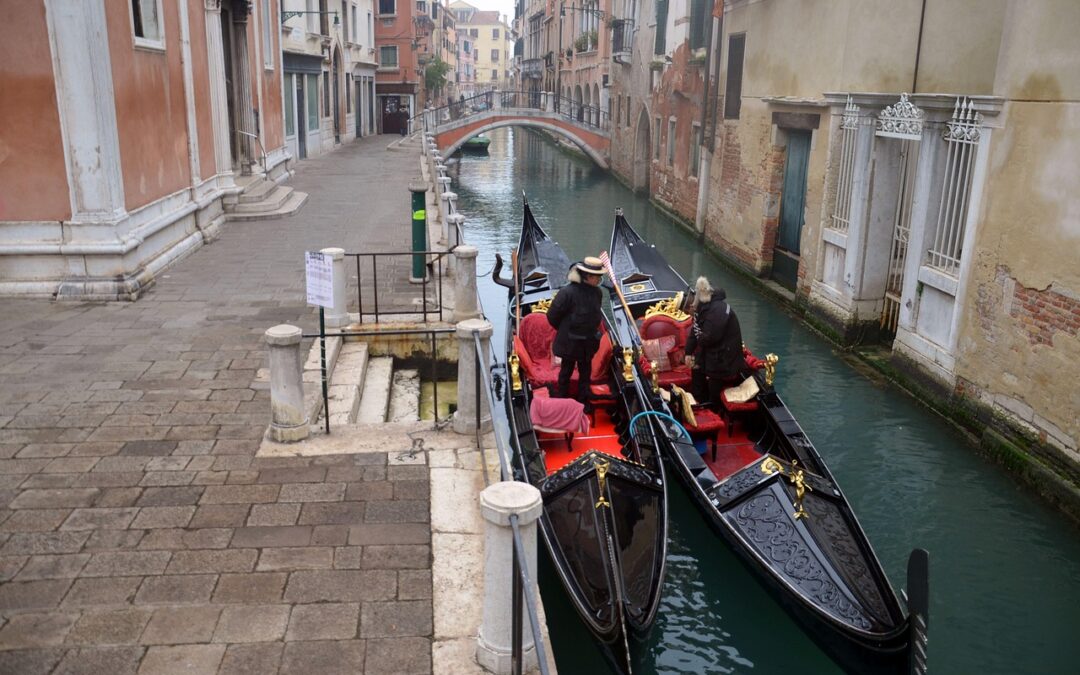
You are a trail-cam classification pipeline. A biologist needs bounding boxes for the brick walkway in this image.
[0,136,435,674]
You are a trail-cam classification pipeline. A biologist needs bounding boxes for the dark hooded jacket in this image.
[547,268,604,358]
[685,295,745,380]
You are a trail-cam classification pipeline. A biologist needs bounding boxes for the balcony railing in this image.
[522,58,544,79]
[611,18,633,56]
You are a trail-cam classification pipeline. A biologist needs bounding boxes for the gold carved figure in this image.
[594,457,611,509]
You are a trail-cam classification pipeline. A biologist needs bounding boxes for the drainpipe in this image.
[694,4,721,237]
[912,0,927,92]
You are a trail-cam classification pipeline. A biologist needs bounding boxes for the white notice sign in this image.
[305,251,334,308]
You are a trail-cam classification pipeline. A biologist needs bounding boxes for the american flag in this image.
[598,251,618,288]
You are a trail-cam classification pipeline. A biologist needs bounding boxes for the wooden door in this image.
[773,130,811,290]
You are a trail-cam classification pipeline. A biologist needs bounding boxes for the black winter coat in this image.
[547,280,604,358]
[685,298,745,380]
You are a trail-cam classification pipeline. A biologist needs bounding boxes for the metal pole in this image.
[474,330,481,439]
[320,307,330,434]
[356,255,363,322]
[372,255,380,323]
[409,179,428,283]
[512,520,523,675]
[431,331,438,428]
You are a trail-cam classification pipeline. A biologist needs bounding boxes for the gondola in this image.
[494,199,668,674]
[604,209,929,675]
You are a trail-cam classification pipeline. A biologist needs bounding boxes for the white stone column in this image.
[44,0,125,222]
[453,318,493,434]
[204,1,233,179]
[232,8,256,175]
[453,246,480,323]
[441,190,458,244]
[476,481,543,674]
[447,213,465,250]
[265,324,309,442]
[436,176,452,232]
[492,90,502,110]
[320,248,348,327]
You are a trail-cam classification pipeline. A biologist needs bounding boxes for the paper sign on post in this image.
[305,251,335,309]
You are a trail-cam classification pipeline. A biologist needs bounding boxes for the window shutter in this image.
[690,0,707,50]
[724,34,745,120]
[654,0,668,55]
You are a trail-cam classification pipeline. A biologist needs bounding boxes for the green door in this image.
[773,130,812,290]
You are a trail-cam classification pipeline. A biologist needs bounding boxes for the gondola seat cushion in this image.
[639,314,693,387]
[514,312,615,394]
[530,388,590,434]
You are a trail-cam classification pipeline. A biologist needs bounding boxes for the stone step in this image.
[226,190,308,222]
[356,356,394,424]
[231,185,292,213]
[238,177,278,203]
[302,335,342,425]
[387,368,420,423]
[326,342,369,427]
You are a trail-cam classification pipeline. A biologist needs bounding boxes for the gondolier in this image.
[548,256,606,409]
[685,277,747,404]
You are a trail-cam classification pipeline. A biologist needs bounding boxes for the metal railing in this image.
[411,90,610,135]
[346,250,451,324]
[472,331,550,675]
[237,130,268,176]
[551,93,609,131]
[611,18,634,56]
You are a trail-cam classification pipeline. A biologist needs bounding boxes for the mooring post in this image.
[545,91,555,113]
[476,481,543,674]
[265,324,309,442]
[453,318,493,434]
[447,213,465,251]
[320,247,348,328]
[408,179,428,283]
[453,245,480,323]
[436,176,452,237]
[441,189,458,245]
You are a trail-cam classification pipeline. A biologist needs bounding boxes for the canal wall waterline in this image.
[533,127,1080,524]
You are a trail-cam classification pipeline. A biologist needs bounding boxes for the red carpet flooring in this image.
[538,408,623,475]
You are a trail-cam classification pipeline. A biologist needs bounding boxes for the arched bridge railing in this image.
[410,90,610,135]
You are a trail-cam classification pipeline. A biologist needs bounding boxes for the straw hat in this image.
[575,256,605,276]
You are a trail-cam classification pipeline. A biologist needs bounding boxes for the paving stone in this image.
[130,506,195,529]
[210,456,252,471]
[217,642,283,675]
[119,440,176,456]
[208,604,287,645]
[344,481,394,501]
[211,572,286,604]
[16,553,90,580]
[310,525,350,547]
[393,480,430,500]
[9,488,100,509]
[82,551,171,577]
[135,487,203,507]
[18,473,79,490]
[88,427,169,443]
[16,442,75,458]
[387,465,428,481]
[135,574,217,604]
[285,602,359,641]
[60,507,139,530]
[333,547,363,569]
[278,483,346,503]
[54,646,144,675]
[94,487,145,507]
[0,554,27,581]
[0,508,71,532]
[0,530,90,555]
[280,640,366,675]
[230,525,311,548]
[140,606,222,645]
[75,470,147,487]
[138,472,196,488]
[0,574,73,609]
[62,576,143,607]
[70,442,125,457]
[0,648,65,675]
[246,503,300,526]
[144,457,191,472]
[283,569,397,603]
[67,608,153,645]
[348,523,430,546]
[364,500,430,524]
[297,502,366,526]
[362,545,431,570]
[166,549,257,574]
[138,644,226,673]
[199,485,279,504]
[256,547,334,572]
[365,637,432,674]
[397,570,433,601]
[138,527,233,551]
[224,470,258,484]
[360,600,433,638]
[256,467,327,484]
[84,529,146,551]
[43,457,100,473]
[189,504,248,528]
[0,611,78,648]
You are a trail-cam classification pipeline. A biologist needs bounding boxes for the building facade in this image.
[0,0,289,300]
[451,2,513,91]
[374,0,422,133]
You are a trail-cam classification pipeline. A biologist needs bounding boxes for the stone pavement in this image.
[0,135,436,674]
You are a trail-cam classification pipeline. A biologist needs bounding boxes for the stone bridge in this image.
[419,92,611,168]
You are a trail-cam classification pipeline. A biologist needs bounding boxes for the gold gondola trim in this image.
[508,353,522,392]
[530,298,552,314]
[594,457,611,509]
[643,293,689,322]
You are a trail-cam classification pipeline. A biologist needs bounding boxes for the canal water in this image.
[450,128,1080,674]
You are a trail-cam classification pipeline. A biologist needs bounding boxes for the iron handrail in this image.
[346,251,452,324]
[414,89,610,134]
[236,130,268,176]
[472,330,550,675]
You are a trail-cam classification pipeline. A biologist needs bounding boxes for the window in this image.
[473,49,478,60]
[689,0,707,51]
[307,74,320,131]
[351,5,358,43]
[471,29,478,38]
[493,28,500,39]
[346,74,352,113]
[654,0,668,55]
[131,0,163,48]
[491,69,498,80]
[625,97,631,127]
[690,123,701,176]
[323,71,331,116]
[667,118,675,165]
[491,49,499,62]
[416,1,427,14]
[724,34,745,120]
[262,0,274,68]
[368,12,373,45]
[653,118,661,160]
[378,0,395,15]
[285,74,296,136]
[319,0,329,35]
[341,2,349,41]
[380,45,399,68]
[615,95,621,126]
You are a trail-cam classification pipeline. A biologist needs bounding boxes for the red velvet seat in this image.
[513,311,614,398]
[639,313,693,387]
[716,347,769,436]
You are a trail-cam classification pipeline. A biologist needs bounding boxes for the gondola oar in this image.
[600,250,643,348]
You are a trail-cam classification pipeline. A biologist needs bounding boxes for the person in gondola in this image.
[547,256,606,411]
[685,276,748,405]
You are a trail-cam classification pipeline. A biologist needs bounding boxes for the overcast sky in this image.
[456,0,517,22]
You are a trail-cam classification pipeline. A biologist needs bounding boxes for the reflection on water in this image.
[453,128,1080,674]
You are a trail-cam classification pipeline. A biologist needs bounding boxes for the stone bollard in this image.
[492,90,502,111]
[320,247,348,328]
[476,481,543,674]
[446,213,465,250]
[545,92,556,113]
[441,191,458,242]
[436,176,452,232]
[453,318,493,434]
[453,245,480,322]
[265,325,309,442]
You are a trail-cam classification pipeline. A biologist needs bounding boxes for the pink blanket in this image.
[530,394,590,434]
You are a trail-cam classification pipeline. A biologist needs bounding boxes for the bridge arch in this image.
[441,119,609,169]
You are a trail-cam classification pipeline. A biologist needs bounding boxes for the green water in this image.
[451,127,1080,674]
